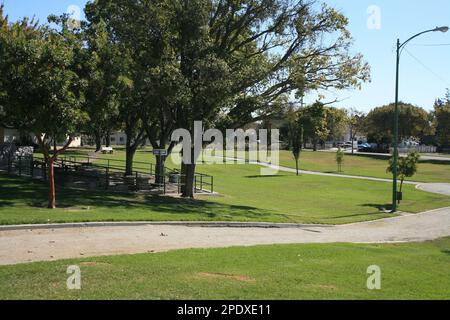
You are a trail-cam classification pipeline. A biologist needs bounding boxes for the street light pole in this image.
[392,39,401,212]
[392,26,448,213]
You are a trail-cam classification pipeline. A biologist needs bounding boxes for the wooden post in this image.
[105,167,109,190]
[30,157,34,178]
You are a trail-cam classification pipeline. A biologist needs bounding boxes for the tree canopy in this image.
[0,6,88,208]
[364,102,432,145]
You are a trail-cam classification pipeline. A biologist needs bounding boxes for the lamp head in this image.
[434,26,449,33]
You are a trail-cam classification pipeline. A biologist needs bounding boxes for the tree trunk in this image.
[94,132,102,152]
[313,138,318,152]
[125,143,137,176]
[295,158,299,176]
[155,155,167,185]
[181,161,196,198]
[350,128,355,155]
[105,132,111,148]
[47,158,56,209]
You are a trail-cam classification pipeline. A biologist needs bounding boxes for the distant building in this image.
[108,132,128,146]
[0,126,82,147]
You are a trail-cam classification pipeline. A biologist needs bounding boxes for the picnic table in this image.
[101,147,114,154]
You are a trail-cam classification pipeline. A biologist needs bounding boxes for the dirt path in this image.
[0,207,449,266]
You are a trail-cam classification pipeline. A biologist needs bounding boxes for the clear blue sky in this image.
[3,0,450,112]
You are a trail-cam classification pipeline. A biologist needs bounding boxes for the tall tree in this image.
[84,2,149,175]
[325,107,348,145]
[287,109,304,176]
[84,0,371,197]
[364,102,432,147]
[0,8,87,208]
[82,19,121,152]
[173,0,370,196]
[434,90,450,151]
[347,108,365,154]
[85,0,163,177]
[299,102,329,151]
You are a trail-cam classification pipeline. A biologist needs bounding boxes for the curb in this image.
[0,221,334,232]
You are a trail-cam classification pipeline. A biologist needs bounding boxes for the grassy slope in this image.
[1,161,450,225]
[38,147,450,183]
[0,238,449,300]
[3,147,450,225]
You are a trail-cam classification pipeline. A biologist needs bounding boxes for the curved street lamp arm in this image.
[399,29,438,49]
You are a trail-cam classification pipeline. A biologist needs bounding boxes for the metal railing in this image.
[7,154,214,195]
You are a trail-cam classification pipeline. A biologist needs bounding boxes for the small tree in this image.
[0,9,87,208]
[336,148,345,172]
[287,111,304,176]
[387,152,420,204]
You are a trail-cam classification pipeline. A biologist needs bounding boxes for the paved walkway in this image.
[0,155,448,266]
[318,150,450,162]
[0,207,449,265]
[416,183,450,196]
[227,158,419,184]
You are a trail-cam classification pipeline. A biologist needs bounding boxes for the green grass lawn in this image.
[37,147,450,183]
[1,159,450,225]
[1,238,449,300]
[4,147,450,225]
[277,150,450,183]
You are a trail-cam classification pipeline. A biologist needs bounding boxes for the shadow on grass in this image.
[0,174,277,220]
[0,201,14,207]
[323,206,393,220]
[361,203,393,212]
[353,153,450,166]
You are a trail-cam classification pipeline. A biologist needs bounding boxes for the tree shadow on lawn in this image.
[361,203,393,212]
[0,174,278,220]
[353,153,450,166]
[322,205,394,221]
[0,201,14,207]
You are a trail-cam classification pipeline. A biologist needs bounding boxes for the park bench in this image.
[101,147,114,154]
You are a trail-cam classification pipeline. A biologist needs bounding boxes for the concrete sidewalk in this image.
[0,207,448,265]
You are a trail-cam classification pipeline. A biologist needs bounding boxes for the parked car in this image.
[337,142,353,149]
[358,143,373,152]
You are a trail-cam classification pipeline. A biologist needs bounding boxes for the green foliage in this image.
[326,107,349,142]
[287,109,304,175]
[364,103,432,145]
[83,0,372,196]
[388,152,420,202]
[434,91,450,149]
[348,108,366,152]
[299,102,329,150]
[81,19,123,141]
[388,152,420,181]
[0,6,87,146]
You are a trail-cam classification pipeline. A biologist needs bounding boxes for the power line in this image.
[410,43,450,47]
[404,48,450,87]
